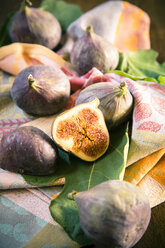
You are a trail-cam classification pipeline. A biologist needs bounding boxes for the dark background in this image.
[0,0,165,61]
[0,1,165,247]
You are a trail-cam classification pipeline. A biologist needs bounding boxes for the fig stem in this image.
[28,74,43,91]
[119,82,127,96]
[85,25,93,36]
[67,190,78,200]
[28,74,35,86]
[20,0,32,11]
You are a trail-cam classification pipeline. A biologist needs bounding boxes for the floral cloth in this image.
[0,1,164,246]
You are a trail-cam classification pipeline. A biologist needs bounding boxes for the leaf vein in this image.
[109,144,123,157]
[88,163,95,190]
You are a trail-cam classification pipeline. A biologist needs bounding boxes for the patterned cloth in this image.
[0,70,33,137]
[0,1,164,246]
[0,66,165,247]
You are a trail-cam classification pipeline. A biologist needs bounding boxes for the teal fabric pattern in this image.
[0,195,47,248]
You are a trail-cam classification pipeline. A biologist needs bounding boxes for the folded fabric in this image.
[0,1,151,76]
[0,43,74,76]
[0,1,164,207]
[0,2,163,248]
[106,73,165,165]
[124,148,165,185]
[0,186,63,248]
[0,68,165,199]
[67,1,150,53]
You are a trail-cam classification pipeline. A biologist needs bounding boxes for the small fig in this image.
[11,65,70,116]
[9,0,61,49]
[0,126,58,175]
[73,180,151,248]
[52,98,109,162]
[70,25,119,75]
[76,81,133,129]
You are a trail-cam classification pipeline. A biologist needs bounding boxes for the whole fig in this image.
[52,98,109,162]
[9,0,61,49]
[76,81,133,129]
[73,180,151,248]
[0,126,58,175]
[70,25,119,75]
[11,65,70,116]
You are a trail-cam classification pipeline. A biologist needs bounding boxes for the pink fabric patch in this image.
[69,67,110,91]
[137,121,162,132]
[134,103,152,122]
[0,118,31,137]
[151,95,165,116]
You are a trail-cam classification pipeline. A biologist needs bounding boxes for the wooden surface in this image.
[1,0,165,247]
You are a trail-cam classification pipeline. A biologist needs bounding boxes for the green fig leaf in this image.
[40,0,82,31]
[116,49,165,82]
[49,123,129,246]
[23,123,129,245]
[158,75,165,85]
[108,70,157,83]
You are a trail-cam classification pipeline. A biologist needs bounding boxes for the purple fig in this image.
[73,180,151,248]
[9,0,62,49]
[11,65,70,116]
[70,25,119,75]
[0,126,58,175]
[75,81,133,129]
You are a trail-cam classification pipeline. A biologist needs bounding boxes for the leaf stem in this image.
[67,190,78,200]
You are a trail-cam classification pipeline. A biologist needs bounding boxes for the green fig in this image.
[52,98,109,162]
[9,0,61,49]
[70,25,119,75]
[0,126,58,175]
[73,180,151,248]
[75,81,133,129]
[11,65,70,116]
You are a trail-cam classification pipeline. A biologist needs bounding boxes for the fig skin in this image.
[0,126,58,175]
[52,98,109,162]
[70,25,119,75]
[74,180,151,248]
[9,0,61,49]
[75,81,133,129]
[11,65,70,116]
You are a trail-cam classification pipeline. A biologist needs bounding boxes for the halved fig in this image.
[52,98,109,162]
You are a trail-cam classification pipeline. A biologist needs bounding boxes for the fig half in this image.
[11,65,70,116]
[52,98,109,162]
[0,126,58,175]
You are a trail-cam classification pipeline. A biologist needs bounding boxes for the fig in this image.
[75,81,133,129]
[11,65,70,116]
[73,180,151,248]
[52,98,109,162]
[70,25,119,75]
[0,126,58,175]
[9,0,61,49]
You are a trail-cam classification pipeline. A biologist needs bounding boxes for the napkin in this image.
[65,1,150,53]
[0,2,164,248]
[1,68,165,202]
[105,73,165,206]
[0,0,164,201]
